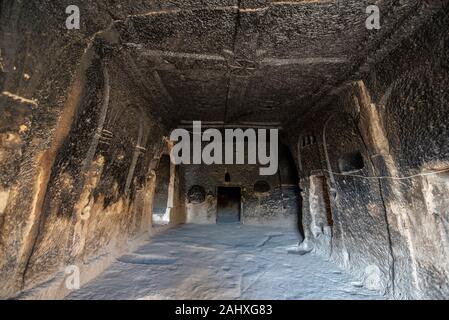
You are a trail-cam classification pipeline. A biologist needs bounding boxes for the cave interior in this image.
[0,0,448,299]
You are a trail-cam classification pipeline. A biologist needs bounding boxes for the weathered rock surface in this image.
[0,0,448,299]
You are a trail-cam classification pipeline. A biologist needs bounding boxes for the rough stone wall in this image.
[1,0,447,300]
[182,141,301,229]
[361,8,449,299]
[288,8,449,299]
[288,105,393,294]
[0,1,185,299]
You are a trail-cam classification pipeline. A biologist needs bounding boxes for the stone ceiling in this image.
[107,0,424,125]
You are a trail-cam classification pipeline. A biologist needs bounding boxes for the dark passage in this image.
[217,187,241,224]
[153,155,171,213]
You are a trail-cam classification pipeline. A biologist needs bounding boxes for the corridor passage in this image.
[67,225,381,300]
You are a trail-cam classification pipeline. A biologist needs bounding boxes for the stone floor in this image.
[66,224,383,300]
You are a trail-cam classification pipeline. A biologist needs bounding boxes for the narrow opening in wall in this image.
[216,187,241,224]
[338,151,365,173]
[322,177,333,226]
[279,143,303,238]
[152,154,171,226]
[225,172,231,183]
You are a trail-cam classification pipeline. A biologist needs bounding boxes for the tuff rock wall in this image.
[288,8,449,299]
[0,1,185,299]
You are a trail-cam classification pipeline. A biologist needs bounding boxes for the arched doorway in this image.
[152,154,173,226]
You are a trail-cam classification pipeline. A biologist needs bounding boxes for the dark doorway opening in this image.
[322,177,334,226]
[152,154,171,226]
[279,143,303,238]
[217,187,241,224]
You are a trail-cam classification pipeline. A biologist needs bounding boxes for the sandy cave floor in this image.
[66,224,382,300]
